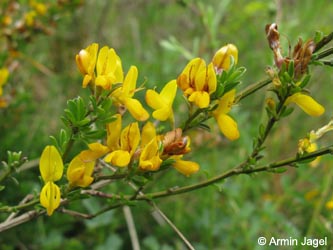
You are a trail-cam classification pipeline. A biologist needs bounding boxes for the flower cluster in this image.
[39,42,243,215]
[265,23,325,117]
[177,44,240,140]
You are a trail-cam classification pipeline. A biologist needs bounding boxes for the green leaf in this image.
[287,60,294,78]
[131,175,149,186]
[0,185,5,191]
[280,106,294,117]
[258,123,265,138]
[314,30,324,44]
[298,74,311,88]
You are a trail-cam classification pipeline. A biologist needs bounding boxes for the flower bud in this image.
[212,44,238,73]
[76,49,90,75]
[266,97,276,110]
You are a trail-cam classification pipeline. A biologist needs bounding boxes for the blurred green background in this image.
[1,0,333,249]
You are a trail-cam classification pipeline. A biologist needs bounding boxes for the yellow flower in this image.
[67,143,109,187]
[40,181,61,216]
[39,145,63,216]
[39,145,63,183]
[104,115,140,167]
[285,92,325,117]
[177,58,216,108]
[76,43,99,88]
[171,156,199,177]
[24,11,36,27]
[213,89,240,140]
[141,122,157,146]
[145,80,177,121]
[326,200,333,210]
[67,156,95,188]
[139,122,162,171]
[212,44,238,73]
[79,142,109,162]
[95,46,123,89]
[112,66,149,121]
[139,137,162,171]
[0,68,9,96]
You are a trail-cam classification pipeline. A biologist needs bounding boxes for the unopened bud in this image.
[212,44,238,73]
[266,97,276,110]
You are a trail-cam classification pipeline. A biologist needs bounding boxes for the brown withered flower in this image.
[265,23,316,78]
[162,128,190,156]
[265,23,284,68]
[289,38,315,78]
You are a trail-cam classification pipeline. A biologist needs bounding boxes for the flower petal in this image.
[123,98,149,121]
[146,89,164,110]
[104,150,131,167]
[141,122,157,146]
[215,113,240,140]
[106,114,122,150]
[39,145,63,182]
[123,66,138,97]
[188,91,210,108]
[212,44,238,72]
[40,181,61,216]
[67,155,95,187]
[79,143,109,162]
[285,93,325,116]
[172,159,199,176]
[121,122,140,156]
[160,80,177,104]
[139,138,162,171]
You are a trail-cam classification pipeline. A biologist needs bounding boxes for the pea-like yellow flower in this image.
[67,143,109,187]
[139,137,162,171]
[285,92,325,117]
[177,58,216,108]
[104,115,140,167]
[39,145,63,216]
[95,46,123,89]
[141,121,157,146]
[171,156,199,177]
[212,44,238,73]
[139,122,162,171]
[76,43,99,88]
[0,68,9,96]
[111,66,149,121]
[145,80,177,121]
[213,89,240,140]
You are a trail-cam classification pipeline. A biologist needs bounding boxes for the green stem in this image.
[0,199,39,213]
[0,169,11,183]
[313,47,333,60]
[314,32,333,53]
[235,78,272,103]
[132,146,333,201]
[62,136,75,162]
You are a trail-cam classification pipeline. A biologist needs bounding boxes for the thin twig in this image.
[123,206,140,250]
[5,194,34,222]
[314,32,333,52]
[132,146,333,201]
[0,210,44,233]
